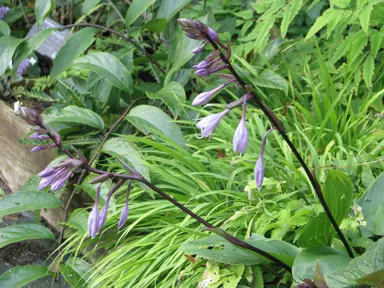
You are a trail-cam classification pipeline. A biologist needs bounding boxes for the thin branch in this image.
[59,23,167,75]
[205,36,355,258]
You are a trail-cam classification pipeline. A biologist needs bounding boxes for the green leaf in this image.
[142,19,168,33]
[0,36,22,76]
[52,106,104,129]
[253,69,288,95]
[0,224,55,248]
[103,137,150,182]
[356,269,384,287]
[348,30,369,63]
[281,0,303,38]
[51,27,97,79]
[359,4,373,33]
[83,0,101,15]
[363,54,374,87]
[254,15,276,52]
[0,20,10,36]
[298,171,353,247]
[305,8,334,40]
[358,172,384,237]
[73,52,133,93]
[0,266,53,288]
[292,247,351,283]
[180,234,299,267]
[370,29,384,58]
[146,81,186,117]
[125,0,156,28]
[156,0,191,20]
[331,0,351,8]
[11,29,54,76]
[61,257,94,287]
[66,209,89,235]
[35,0,55,29]
[0,192,61,218]
[126,105,185,147]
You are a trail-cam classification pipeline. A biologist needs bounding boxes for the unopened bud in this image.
[88,174,111,184]
[18,107,42,126]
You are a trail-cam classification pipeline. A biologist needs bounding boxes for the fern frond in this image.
[370,29,384,57]
[348,30,369,63]
[63,135,103,146]
[281,0,304,38]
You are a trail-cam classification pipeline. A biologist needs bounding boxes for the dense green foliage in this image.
[0,0,383,287]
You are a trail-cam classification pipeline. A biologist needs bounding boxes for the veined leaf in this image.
[281,0,303,38]
[370,29,384,57]
[0,36,22,76]
[331,0,351,8]
[305,8,335,40]
[125,0,156,28]
[35,0,55,28]
[146,81,186,117]
[156,0,191,20]
[0,20,10,36]
[348,30,369,63]
[0,192,60,218]
[51,27,97,78]
[254,15,276,52]
[0,266,53,288]
[359,4,373,33]
[61,257,95,287]
[73,52,133,93]
[83,0,101,15]
[0,224,55,248]
[52,106,104,129]
[363,54,374,87]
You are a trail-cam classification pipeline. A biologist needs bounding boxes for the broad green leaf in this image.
[66,209,88,235]
[298,171,353,247]
[358,172,384,237]
[370,30,383,58]
[359,4,373,33]
[0,224,55,248]
[0,266,52,288]
[61,257,94,287]
[125,0,156,27]
[305,8,334,40]
[146,81,186,117]
[180,234,299,267]
[126,105,185,147]
[356,269,384,287]
[253,69,288,95]
[103,137,150,182]
[51,27,97,78]
[0,192,61,218]
[0,20,10,36]
[156,0,191,20]
[83,0,101,15]
[53,106,104,129]
[363,54,374,87]
[0,36,22,76]
[35,0,55,28]
[142,18,168,33]
[281,0,303,38]
[11,29,54,76]
[292,247,351,282]
[73,52,132,93]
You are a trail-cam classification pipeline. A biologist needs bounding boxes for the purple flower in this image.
[31,143,56,152]
[118,182,131,230]
[98,193,112,231]
[17,107,42,126]
[233,99,248,153]
[30,132,50,140]
[0,6,9,20]
[254,128,275,189]
[192,84,226,106]
[17,59,31,75]
[192,43,207,53]
[195,61,229,77]
[38,158,84,191]
[207,28,219,42]
[88,184,101,238]
[196,109,229,138]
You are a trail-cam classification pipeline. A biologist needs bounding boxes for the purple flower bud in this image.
[17,107,42,126]
[233,99,248,153]
[31,143,56,152]
[196,109,229,138]
[192,43,207,53]
[195,69,211,76]
[30,132,49,140]
[88,184,101,238]
[207,28,219,42]
[193,60,210,69]
[192,84,226,106]
[17,59,31,75]
[38,167,55,177]
[88,174,111,184]
[32,127,48,134]
[118,182,131,230]
[254,128,275,189]
[98,194,111,231]
[0,6,9,20]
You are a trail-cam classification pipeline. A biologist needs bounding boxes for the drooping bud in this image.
[118,182,131,230]
[254,128,275,189]
[30,132,50,140]
[192,84,226,106]
[31,143,56,152]
[17,107,42,126]
[233,98,248,153]
[196,109,229,138]
[88,173,111,184]
[88,184,101,238]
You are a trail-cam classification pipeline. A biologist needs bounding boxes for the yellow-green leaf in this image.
[363,54,374,87]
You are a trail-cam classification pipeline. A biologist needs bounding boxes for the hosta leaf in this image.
[142,19,168,33]
[370,29,384,57]
[281,0,303,38]
[146,81,186,117]
[0,266,52,288]
[0,224,55,248]
[125,0,156,27]
[52,106,104,129]
[0,20,10,36]
[156,0,191,20]
[51,27,97,78]
[83,0,101,15]
[363,54,374,87]
[61,257,94,287]
[126,105,185,147]
[0,36,22,76]
[73,52,133,93]
[359,4,373,33]
[35,0,55,28]
[0,192,61,218]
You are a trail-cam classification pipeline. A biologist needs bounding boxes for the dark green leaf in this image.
[52,106,104,129]
[0,20,10,36]
[0,36,22,76]
[0,224,55,248]
[0,265,52,288]
[156,0,191,20]
[51,27,97,78]
[125,0,156,28]
[142,19,168,33]
[66,209,88,235]
[83,0,101,15]
[363,54,374,88]
[61,257,94,287]
[0,192,61,218]
[35,0,55,28]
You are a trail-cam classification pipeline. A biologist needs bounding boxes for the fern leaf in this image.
[281,0,304,38]
[363,54,374,87]
[305,8,336,40]
[370,29,384,57]
[326,9,345,38]
[348,30,369,63]
[359,4,373,33]
[254,15,277,52]
[332,35,351,63]
[21,90,56,102]
[63,135,103,146]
